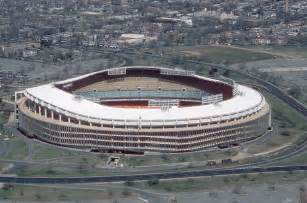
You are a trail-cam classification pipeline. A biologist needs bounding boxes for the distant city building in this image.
[117,33,157,45]
[111,0,128,7]
[0,42,40,58]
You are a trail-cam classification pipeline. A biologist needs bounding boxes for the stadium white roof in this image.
[24,71,265,122]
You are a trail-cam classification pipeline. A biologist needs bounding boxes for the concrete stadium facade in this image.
[15,66,271,154]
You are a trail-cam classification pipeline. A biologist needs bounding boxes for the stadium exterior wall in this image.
[15,66,271,154]
[17,97,270,153]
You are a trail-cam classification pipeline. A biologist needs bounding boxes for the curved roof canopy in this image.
[24,66,265,122]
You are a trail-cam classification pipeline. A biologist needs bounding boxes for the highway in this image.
[0,165,307,184]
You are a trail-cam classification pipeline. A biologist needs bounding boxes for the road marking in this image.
[259,67,307,72]
[138,197,149,202]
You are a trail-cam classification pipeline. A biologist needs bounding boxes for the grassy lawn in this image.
[242,45,307,59]
[275,151,307,165]
[244,87,307,153]
[0,184,135,201]
[9,160,146,177]
[11,163,98,177]
[0,112,6,125]
[122,149,238,167]
[30,144,99,161]
[164,45,277,64]
[3,139,28,160]
[133,171,307,193]
[263,91,307,131]
[32,146,67,161]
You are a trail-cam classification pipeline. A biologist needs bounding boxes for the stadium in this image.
[15,66,271,154]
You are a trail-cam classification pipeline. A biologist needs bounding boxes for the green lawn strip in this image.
[274,150,307,166]
[263,91,307,131]
[241,45,307,58]
[0,184,132,201]
[164,45,276,64]
[3,139,28,160]
[132,171,307,193]
[32,145,67,161]
[122,149,237,167]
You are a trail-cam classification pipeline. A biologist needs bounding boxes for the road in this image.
[1,165,307,184]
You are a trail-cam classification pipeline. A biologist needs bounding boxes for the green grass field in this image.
[0,184,135,201]
[3,139,28,160]
[242,45,307,59]
[264,91,307,131]
[133,171,307,193]
[164,45,277,64]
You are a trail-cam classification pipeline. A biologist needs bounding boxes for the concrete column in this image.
[138,119,142,129]
[78,120,81,125]
[44,108,47,118]
[38,106,42,115]
[51,111,54,120]
[34,103,37,114]
[68,117,71,123]
[268,105,272,128]
[59,114,62,122]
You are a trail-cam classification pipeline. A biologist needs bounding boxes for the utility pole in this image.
[284,0,289,23]
[285,0,289,13]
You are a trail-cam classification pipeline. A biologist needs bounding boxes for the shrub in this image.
[147,178,159,186]
[124,180,135,186]
[280,130,290,136]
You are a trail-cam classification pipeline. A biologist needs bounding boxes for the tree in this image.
[280,130,290,136]
[209,67,218,76]
[147,178,159,186]
[232,185,243,194]
[160,153,169,161]
[287,86,301,99]
[124,180,135,186]
[300,184,307,203]
[35,193,41,200]
[223,70,230,77]
[121,189,131,197]
[171,55,184,65]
